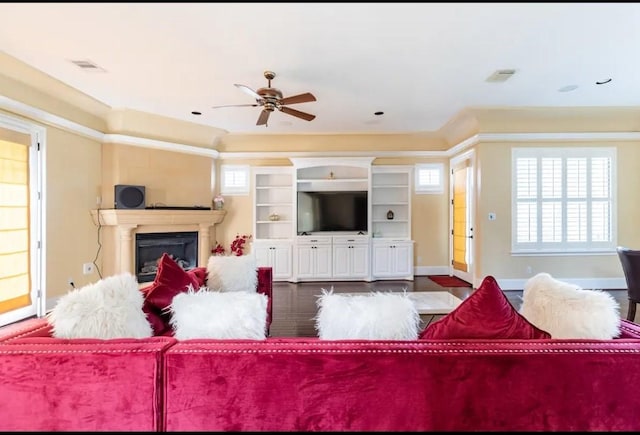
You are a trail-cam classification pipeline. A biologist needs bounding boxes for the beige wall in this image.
[473,141,640,282]
[45,127,103,297]
[101,143,215,209]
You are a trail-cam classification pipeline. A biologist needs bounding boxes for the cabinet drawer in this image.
[332,235,370,245]
[296,236,332,246]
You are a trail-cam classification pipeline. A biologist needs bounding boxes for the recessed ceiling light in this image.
[558,85,579,93]
[374,111,384,116]
[191,111,202,115]
[596,78,612,85]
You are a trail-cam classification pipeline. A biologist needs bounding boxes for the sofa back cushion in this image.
[420,275,550,340]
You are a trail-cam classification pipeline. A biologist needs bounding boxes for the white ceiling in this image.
[1,3,639,135]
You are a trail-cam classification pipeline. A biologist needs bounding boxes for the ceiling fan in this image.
[212,70,316,126]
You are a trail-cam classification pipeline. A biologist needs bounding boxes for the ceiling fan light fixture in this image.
[214,70,317,126]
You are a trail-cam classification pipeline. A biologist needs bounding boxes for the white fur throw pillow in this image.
[519,272,620,339]
[47,273,153,339]
[315,289,421,340]
[206,253,258,292]
[169,286,267,340]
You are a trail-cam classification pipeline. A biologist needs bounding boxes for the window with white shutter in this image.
[511,147,616,254]
[415,163,444,194]
[220,164,250,195]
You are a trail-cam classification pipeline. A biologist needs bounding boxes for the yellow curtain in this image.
[0,132,31,314]
[452,160,469,272]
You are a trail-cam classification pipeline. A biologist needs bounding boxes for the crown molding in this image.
[3,94,640,160]
[102,134,219,158]
[0,95,103,141]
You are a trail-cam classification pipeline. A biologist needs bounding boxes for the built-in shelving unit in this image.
[253,167,294,240]
[251,159,414,282]
[371,166,411,239]
[252,167,295,281]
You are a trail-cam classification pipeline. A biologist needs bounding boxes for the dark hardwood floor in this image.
[269,276,630,337]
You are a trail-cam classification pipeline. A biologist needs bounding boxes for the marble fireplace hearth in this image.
[90,209,226,283]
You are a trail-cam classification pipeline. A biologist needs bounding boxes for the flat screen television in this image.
[297,190,368,234]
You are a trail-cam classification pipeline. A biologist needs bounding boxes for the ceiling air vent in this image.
[69,59,106,72]
[486,69,516,83]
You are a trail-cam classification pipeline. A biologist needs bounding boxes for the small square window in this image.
[220,165,250,195]
[415,163,444,194]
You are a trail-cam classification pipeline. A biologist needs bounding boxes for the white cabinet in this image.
[371,166,411,239]
[295,236,332,280]
[372,240,414,280]
[252,241,293,281]
[253,167,295,240]
[332,236,370,279]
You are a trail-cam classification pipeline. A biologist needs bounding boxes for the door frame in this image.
[449,149,475,286]
[0,113,46,327]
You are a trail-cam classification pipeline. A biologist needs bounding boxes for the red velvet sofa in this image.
[3,270,640,431]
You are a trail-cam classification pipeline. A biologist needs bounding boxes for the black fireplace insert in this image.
[135,232,198,283]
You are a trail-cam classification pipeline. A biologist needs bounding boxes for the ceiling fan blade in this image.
[279,92,316,105]
[280,106,316,122]
[211,103,259,109]
[234,83,263,101]
[256,109,271,126]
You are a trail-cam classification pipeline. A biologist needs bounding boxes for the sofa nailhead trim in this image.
[170,347,640,355]
[0,348,163,355]
[169,340,639,348]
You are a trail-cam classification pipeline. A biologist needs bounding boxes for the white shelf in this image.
[371,166,412,239]
[253,167,295,241]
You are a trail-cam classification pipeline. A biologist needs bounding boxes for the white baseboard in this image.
[496,277,627,291]
[414,265,449,276]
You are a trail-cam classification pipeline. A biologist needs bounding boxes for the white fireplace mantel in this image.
[90,209,226,277]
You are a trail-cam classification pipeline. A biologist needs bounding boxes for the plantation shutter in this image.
[513,148,614,252]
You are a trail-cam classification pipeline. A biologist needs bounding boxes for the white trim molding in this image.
[4,93,640,160]
[103,134,219,158]
[496,277,626,291]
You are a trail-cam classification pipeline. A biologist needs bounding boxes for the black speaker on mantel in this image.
[114,185,146,209]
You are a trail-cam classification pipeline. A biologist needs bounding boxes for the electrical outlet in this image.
[83,262,95,275]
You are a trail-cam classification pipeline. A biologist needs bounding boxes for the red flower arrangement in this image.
[211,243,226,256]
[230,234,252,256]
[211,234,253,256]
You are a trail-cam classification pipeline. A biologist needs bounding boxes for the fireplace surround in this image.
[90,209,226,281]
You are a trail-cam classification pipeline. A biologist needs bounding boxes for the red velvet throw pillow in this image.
[419,275,551,340]
[142,299,167,335]
[143,253,206,314]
